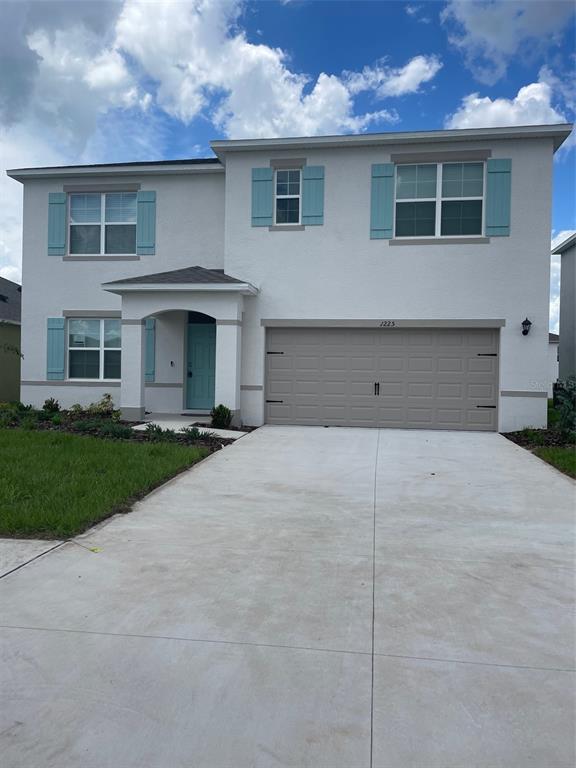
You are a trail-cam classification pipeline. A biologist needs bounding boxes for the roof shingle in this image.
[103,266,245,286]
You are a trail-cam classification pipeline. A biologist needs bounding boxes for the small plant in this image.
[519,427,546,446]
[97,422,134,440]
[15,402,33,412]
[43,397,60,413]
[144,423,165,441]
[211,404,232,429]
[50,414,63,426]
[161,428,180,442]
[181,426,217,441]
[86,393,120,420]
[69,403,85,416]
[73,419,101,433]
[20,415,38,431]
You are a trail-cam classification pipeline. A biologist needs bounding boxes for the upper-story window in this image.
[275,169,301,225]
[69,192,137,254]
[395,162,484,238]
[68,318,121,379]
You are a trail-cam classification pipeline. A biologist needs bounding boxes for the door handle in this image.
[374,382,380,396]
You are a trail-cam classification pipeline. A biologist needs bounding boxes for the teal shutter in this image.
[485,159,511,237]
[145,318,156,383]
[251,168,273,226]
[370,164,394,239]
[137,191,156,254]
[47,318,65,380]
[48,193,67,256]
[302,166,325,225]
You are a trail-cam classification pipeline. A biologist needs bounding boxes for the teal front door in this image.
[186,324,216,410]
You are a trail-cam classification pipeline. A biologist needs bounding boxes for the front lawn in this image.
[0,429,209,539]
[533,446,576,479]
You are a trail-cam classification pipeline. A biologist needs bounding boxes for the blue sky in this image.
[1,0,574,328]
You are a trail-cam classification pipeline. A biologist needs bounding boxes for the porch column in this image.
[215,320,242,423]
[120,319,146,421]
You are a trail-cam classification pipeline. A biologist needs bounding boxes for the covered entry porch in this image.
[102,266,257,422]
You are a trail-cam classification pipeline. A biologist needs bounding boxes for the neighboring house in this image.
[552,231,576,382]
[0,276,22,402]
[548,332,559,397]
[7,123,573,432]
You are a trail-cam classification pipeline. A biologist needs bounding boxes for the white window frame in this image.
[68,192,137,256]
[274,168,302,226]
[67,318,121,381]
[393,161,486,239]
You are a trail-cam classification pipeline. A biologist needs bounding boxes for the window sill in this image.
[389,237,490,246]
[268,225,305,232]
[63,255,140,261]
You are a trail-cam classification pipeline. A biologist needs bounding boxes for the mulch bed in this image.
[503,429,575,449]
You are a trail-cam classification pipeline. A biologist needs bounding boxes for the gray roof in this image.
[551,231,576,254]
[103,266,245,286]
[549,332,560,343]
[0,277,21,323]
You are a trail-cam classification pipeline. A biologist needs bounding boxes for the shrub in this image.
[144,423,165,441]
[97,422,134,440]
[73,419,101,433]
[211,404,232,429]
[20,415,38,431]
[86,393,120,420]
[15,402,33,412]
[556,376,576,440]
[181,426,217,441]
[519,427,546,446]
[69,403,85,416]
[50,415,63,426]
[43,397,60,413]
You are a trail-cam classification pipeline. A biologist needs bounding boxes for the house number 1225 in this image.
[379,320,396,327]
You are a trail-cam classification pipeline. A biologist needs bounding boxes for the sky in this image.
[0,0,574,331]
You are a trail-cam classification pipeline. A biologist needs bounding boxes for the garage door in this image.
[265,327,498,431]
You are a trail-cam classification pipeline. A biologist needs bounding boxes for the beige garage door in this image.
[265,327,499,431]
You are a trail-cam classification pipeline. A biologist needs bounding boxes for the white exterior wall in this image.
[223,137,554,430]
[19,170,224,411]
[17,133,557,431]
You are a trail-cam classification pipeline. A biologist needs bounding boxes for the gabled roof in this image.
[549,332,560,343]
[551,232,576,255]
[103,266,244,286]
[0,276,21,323]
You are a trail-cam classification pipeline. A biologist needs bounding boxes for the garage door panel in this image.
[266,327,498,430]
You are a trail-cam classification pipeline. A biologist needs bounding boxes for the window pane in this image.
[276,197,300,224]
[396,164,436,199]
[104,319,121,348]
[104,350,121,379]
[276,182,288,196]
[70,194,101,223]
[70,225,101,254]
[276,170,288,184]
[442,163,483,198]
[105,224,136,254]
[69,319,100,348]
[69,350,100,379]
[441,200,483,236]
[395,201,436,237]
[105,192,137,223]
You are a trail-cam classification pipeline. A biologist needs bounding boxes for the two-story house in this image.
[7,123,572,432]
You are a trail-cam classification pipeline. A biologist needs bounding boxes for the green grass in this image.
[0,429,209,538]
[534,446,576,479]
[547,398,561,429]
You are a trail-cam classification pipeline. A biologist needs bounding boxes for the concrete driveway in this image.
[0,427,574,767]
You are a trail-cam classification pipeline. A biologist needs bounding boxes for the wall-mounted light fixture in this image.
[521,318,532,336]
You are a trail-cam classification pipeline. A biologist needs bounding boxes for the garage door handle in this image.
[266,400,284,403]
[477,353,497,357]
[267,351,284,355]
[374,382,380,396]
[476,405,496,409]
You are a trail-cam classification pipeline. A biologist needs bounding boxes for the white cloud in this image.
[442,0,575,85]
[0,0,445,280]
[445,81,567,129]
[346,55,442,98]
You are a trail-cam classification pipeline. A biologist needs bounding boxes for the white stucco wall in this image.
[18,169,224,410]
[17,133,557,432]
[222,137,555,430]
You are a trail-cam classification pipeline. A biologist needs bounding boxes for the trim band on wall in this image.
[390,150,491,163]
[63,310,121,318]
[216,319,242,326]
[63,183,141,192]
[241,385,263,391]
[500,390,548,398]
[21,380,121,387]
[260,318,506,328]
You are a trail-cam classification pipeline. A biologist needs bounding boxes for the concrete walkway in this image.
[0,427,574,767]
